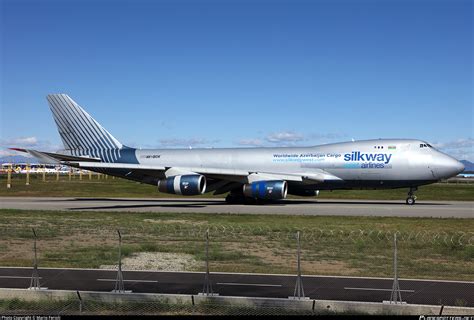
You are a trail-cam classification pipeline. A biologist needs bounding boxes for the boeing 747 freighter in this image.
[11,94,465,205]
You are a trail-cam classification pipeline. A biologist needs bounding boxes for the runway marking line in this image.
[0,276,42,279]
[97,279,158,283]
[1,267,472,284]
[344,287,415,293]
[217,282,282,287]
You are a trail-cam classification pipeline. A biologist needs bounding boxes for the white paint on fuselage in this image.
[134,139,462,187]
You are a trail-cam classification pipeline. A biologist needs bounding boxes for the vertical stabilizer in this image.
[47,94,124,162]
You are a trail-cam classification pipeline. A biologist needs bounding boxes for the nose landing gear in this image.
[406,187,417,205]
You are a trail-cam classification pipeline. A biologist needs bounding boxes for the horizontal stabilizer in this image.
[9,148,101,164]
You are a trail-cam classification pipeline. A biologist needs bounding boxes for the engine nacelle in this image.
[242,180,288,200]
[157,175,206,195]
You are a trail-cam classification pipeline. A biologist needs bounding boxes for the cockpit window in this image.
[420,143,431,148]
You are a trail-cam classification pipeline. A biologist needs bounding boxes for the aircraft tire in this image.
[406,197,415,205]
[225,194,238,204]
[242,197,257,205]
[225,193,247,204]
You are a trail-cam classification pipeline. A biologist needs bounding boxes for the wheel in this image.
[406,197,415,205]
[225,194,240,204]
[226,193,247,204]
[243,197,258,205]
[225,194,234,204]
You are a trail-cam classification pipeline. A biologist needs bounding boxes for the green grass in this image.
[0,209,472,280]
[1,173,473,200]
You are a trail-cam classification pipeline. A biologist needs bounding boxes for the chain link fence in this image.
[0,296,322,316]
[133,224,474,246]
[1,224,472,245]
[0,222,473,314]
[0,224,472,279]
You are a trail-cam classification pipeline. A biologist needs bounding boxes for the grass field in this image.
[0,209,472,280]
[1,173,473,200]
[1,174,472,281]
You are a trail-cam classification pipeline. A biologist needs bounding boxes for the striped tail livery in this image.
[46,94,126,163]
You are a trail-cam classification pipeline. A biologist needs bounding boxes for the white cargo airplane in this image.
[11,94,465,205]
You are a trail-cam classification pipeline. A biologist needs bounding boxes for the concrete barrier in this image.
[0,288,472,315]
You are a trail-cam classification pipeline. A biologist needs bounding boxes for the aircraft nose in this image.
[454,160,465,174]
[434,155,465,178]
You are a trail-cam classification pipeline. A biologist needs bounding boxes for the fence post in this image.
[291,231,308,300]
[113,229,129,293]
[389,233,403,304]
[76,291,83,313]
[6,164,12,188]
[29,228,46,290]
[42,164,46,182]
[199,229,218,296]
[26,164,30,186]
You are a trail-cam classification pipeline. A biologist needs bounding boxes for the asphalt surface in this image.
[0,197,473,218]
[0,267,472,306]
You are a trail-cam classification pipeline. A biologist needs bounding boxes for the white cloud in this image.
[236,139,265,147]
[265,131,304,144]
[0,149,33,158]
[432,138,473,161]
[0,136,38,147]
[236,131,348,147]
[158,138,220,147]
[309,133,348,140]
[0,136,61,157]
[433,138,473,150]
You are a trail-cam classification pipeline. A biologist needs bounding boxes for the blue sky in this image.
[1,0,472,160]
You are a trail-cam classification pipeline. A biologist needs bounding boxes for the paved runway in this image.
[0,197,473,218]
[0,267,472,306]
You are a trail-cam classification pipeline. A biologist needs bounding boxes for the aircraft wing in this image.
[70,161,339,182]
[10,148,341,193]
[164,167,340,184]
[70,161,341,193]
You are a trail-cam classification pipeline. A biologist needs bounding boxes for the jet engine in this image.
[158,175,206,195]
[242,180,288,200]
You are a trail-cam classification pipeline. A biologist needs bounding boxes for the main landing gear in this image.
[225,192,264,205]
[225,193,245,204]
[406,187,417,205]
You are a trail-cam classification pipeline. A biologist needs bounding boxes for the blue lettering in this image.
[344,151,393,164]
[367,154,377,161]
